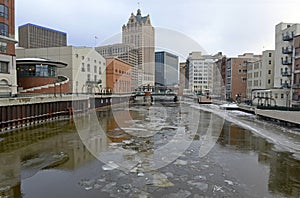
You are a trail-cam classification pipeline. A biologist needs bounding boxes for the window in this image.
[87,64,90,72]
[94,65,97,73]
[99,67,102,74]
[0,61,8,73]
[268,70,271,74]
[81,63,85,72]
[87,74,91,81]
[269,60,272,65]
[0,23,8,36]
[0,5,8,19]
[0,41,7,53]
[275,93,278,99]
[281,94,284,99]
[269,53,272,57]
[94,75,97,82]
[268,79,271,84]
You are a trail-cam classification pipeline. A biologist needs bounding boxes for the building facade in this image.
[247,50,275,99]
[18,23,67,49]
[0,0,17,97]
[187,52,217,93]
[179,62,187,96]
[212,54,226,99]
[274,23,300,88]
[122,9,155,86]
[106,58,131,93]
[155,51,179,86]
[293,34,300,106]
[16,46,106,94]
[96,43,138,91]
[226,53,261,101]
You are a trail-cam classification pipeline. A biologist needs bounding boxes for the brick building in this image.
[0,0,17,97]
[106,58,132,93]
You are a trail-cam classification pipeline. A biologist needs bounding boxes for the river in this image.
[0,98,300,197]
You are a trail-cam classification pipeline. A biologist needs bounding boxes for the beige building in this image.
[16,46,106,94]
[96,43,138,91]
[18,23,67,49]
[247,50,275,98]
[122,9,155,86]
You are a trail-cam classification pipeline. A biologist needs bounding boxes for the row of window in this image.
[87,74,102,83]
[17,65,56,77]
[81,63,102,74]
[75,54,105,66]
[115,69,130,75]
[254,92,286,99]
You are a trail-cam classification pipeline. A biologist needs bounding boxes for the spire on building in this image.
[137,9,141,15]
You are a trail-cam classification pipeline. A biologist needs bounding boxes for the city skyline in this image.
[16,0,300,57]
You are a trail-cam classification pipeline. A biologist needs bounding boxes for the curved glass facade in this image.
[17,64,57,77]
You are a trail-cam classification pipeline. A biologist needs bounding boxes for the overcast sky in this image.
[15,0,300,58]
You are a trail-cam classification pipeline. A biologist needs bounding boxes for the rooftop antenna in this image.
[138,1,140,9]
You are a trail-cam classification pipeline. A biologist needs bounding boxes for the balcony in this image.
[281,83,291,88]
[282,46,293,54]
[282,71,292,77]
[282,32,294,41]
[282,58,292,65]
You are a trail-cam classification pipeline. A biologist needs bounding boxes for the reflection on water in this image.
[0,102,299,197]
[217,122,300,197]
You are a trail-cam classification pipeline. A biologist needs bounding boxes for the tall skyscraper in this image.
[122,9,155,86]
[0,0,17,97]
[18,23,67,49]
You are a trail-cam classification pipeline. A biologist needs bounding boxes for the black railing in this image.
[281,71,292,77]
[282,59,292,65]
[282,47,293,54]
[282,32,294,41]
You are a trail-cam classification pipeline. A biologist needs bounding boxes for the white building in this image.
[247,50,275,98]
[16,46,106,94]
[187,52,217,93]
[275,22,300,88]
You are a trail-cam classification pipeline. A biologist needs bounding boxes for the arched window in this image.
[0,22,8,37]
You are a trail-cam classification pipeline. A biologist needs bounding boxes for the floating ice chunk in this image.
[187,181,208,191]
[173,159,188,166]
[147,172,174,187]
[84,186,93,191]
[224,180,234,185]
[138,172,145,177]
[102,161,119,171]
[213,185,224,193]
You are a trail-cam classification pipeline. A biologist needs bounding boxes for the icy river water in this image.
[0,98,300,197]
